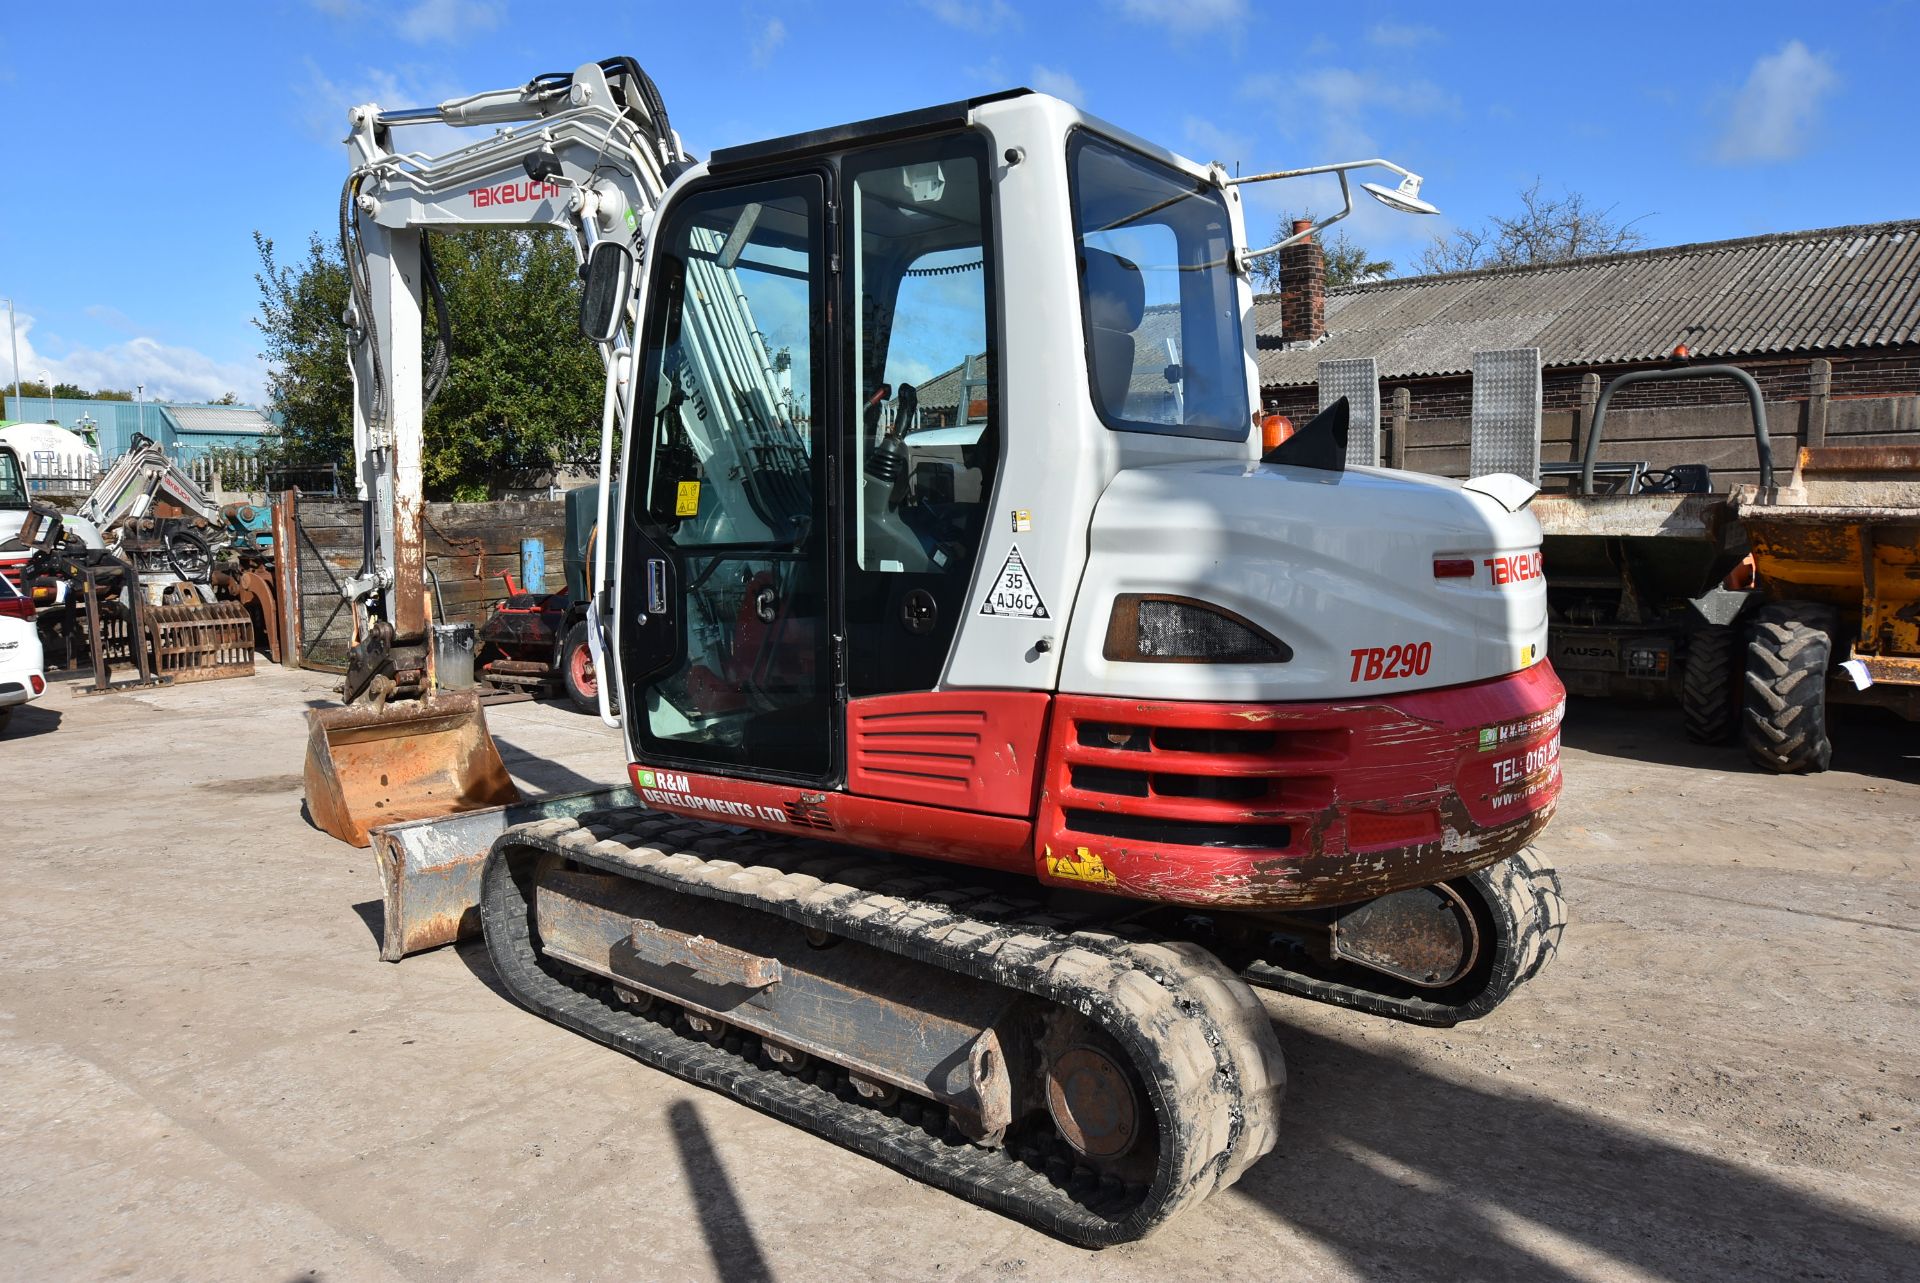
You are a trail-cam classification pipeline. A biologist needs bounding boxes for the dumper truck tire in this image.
[1681,625,1741,744]
[563,620,597,713]
[1743,603,1833,774]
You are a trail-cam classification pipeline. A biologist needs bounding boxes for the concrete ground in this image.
[1,664,1915,1283]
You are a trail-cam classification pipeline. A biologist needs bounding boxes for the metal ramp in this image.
[1318,358,1380,467]
[1469,348,1543,482]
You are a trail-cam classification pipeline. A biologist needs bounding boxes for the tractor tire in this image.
[562,620,597,713]
[1742,603,1834,774]
[1681,625,1742,744]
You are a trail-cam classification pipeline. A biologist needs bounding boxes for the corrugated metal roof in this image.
[1257,219,1920,388]
[163,404,274,434]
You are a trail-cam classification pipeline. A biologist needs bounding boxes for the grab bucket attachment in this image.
[303,690,522,847]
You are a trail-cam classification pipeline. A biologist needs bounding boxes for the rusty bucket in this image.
[303,690,522,847]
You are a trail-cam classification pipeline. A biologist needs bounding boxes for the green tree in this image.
[417,229,603,498]
[51,382,92,399]
[1250,214,1395,293]
[251,228,602,499]
[253,231,355,470]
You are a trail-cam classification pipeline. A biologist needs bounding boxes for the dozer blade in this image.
[369,784,638,961]
[303,690,522,848]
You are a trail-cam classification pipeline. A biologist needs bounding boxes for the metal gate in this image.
[276,491,362,672]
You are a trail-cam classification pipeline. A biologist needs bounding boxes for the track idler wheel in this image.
[1239,847,1566,1026]
[1046,1044,1142,1161]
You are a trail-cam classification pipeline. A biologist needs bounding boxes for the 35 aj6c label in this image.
[1349,641,1433,682]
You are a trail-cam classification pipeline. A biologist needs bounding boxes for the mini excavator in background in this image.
[304,58,1568,1245]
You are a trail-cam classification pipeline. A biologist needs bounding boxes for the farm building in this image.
[1256,218,1920,486]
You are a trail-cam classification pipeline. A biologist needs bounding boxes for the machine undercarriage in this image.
[480,807,1560,1244]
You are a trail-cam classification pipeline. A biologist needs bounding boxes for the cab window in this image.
[1069,132,1249,441]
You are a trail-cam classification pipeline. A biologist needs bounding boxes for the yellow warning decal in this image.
[1046,846,1118,886]
[675,480,701,517]
[1520,641,1537,667]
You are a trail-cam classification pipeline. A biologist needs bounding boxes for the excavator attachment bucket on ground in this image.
[303,690,522,848]
[370,784,639,960]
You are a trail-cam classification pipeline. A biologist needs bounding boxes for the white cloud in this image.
[1367,22,1438,47]
[919,0,1019,32]
[395,0,504,43]
[1112,0,1246,32]
[1715,40,1838,164]
[5,312,263,405]
[1030,64,1086,105]
[302,62,464,149]
[1243,66,1458,156]
[751,17,787,69]
[964,56,1011,87]
[1183,116,1253,167]
[308,0,503,42]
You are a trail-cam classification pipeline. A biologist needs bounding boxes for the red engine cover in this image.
[1036,663,1564,907]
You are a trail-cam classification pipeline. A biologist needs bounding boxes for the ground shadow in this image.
[669,1100,778,1283]
[350,899,384,948]
[489,737,608,795]
[1234,1021,1919,1282]
[2,704,63,739]
[453,937,516,1004]
[1561,696,1920,783]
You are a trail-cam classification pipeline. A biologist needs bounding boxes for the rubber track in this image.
[1743,604,1833,773]
[1682,625,1742,745]
[1240,848,1567,1027]
[480,808,1286,1247]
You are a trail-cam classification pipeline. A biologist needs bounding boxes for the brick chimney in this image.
[1279,219,1326,343]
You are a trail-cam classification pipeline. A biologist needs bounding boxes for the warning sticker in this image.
[675,480,701,517]
[979,544,1049,618]
[1045,846,1118,886]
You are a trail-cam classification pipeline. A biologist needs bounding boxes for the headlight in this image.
[1104,595,1292,663]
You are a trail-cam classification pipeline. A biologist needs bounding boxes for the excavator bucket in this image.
[303,690,522,848]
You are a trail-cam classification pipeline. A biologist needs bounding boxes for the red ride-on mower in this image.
[475,573,598,711]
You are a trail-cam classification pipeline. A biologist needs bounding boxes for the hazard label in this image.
[979,544,1049,618]
[1045,846,1118,886]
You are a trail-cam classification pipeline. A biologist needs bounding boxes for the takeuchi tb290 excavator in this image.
[305,57,1567,1245]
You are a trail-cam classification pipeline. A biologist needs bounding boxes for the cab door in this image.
[841,132,1000,696]
[620,174,835,782]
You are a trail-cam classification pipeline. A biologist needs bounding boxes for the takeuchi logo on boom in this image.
[469,180,561,208]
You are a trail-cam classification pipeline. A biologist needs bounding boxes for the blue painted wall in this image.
[1,396,278,459]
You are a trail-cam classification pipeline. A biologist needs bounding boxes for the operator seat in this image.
[1081,248,1145,417]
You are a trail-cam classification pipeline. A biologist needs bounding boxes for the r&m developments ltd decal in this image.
[636,769,791,826]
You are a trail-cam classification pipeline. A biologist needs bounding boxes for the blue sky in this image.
[1,0,1914,404]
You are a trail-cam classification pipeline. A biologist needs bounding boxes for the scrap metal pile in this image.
[3,436,278,690]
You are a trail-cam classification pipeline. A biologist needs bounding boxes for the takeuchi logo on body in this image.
[469,180,561,208]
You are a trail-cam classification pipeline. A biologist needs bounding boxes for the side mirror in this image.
[579,241,635,344]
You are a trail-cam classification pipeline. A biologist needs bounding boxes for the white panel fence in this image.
[24,449,270,497]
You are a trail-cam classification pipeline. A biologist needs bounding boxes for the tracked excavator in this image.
[305,58,1568,1244]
